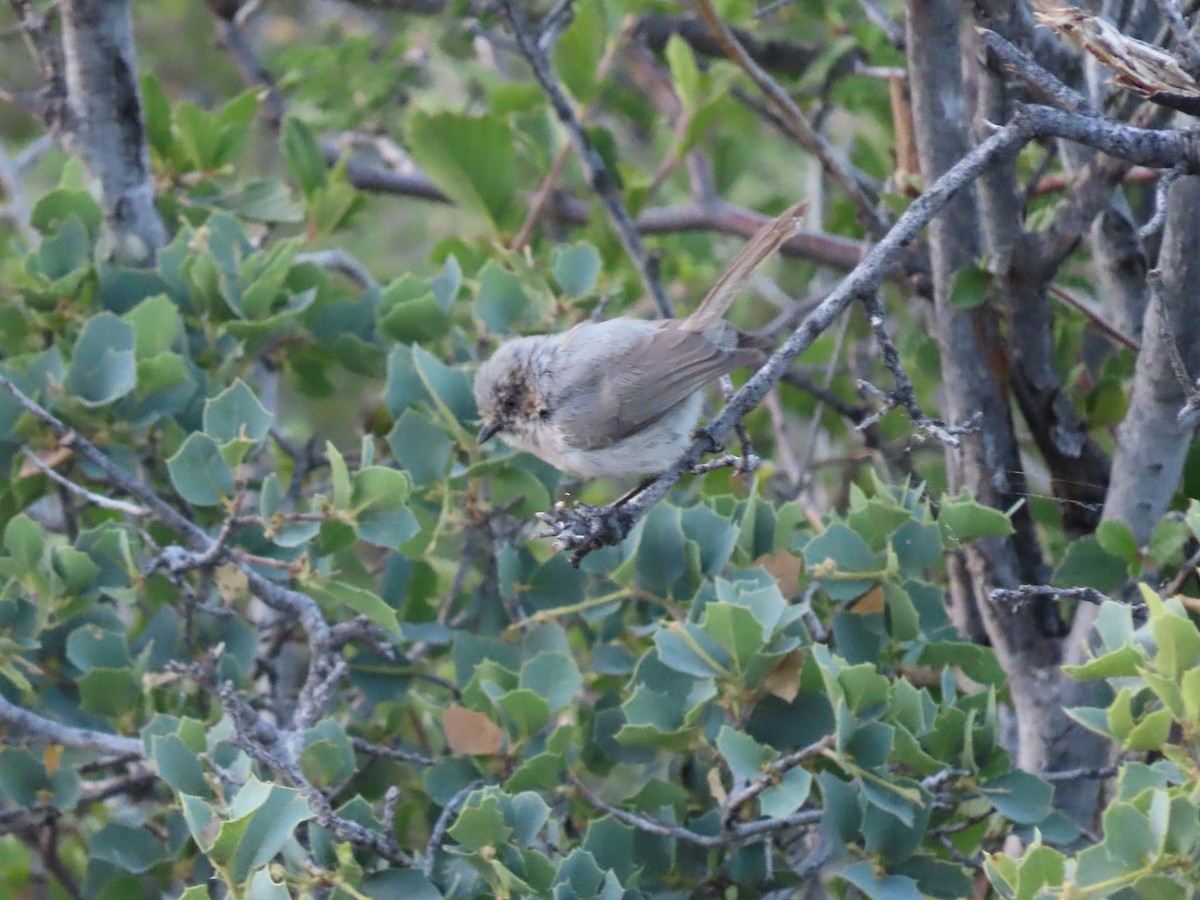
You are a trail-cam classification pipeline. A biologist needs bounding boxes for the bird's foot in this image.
[534,500,635,567]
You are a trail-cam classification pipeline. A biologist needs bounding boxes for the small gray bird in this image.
[473,201,807,478]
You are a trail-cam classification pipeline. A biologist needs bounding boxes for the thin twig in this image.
[296,249,379,291]
[1150,0,1200,77]
[1139,164,1185,244]
[694,0,887,238]
[497,0,673,317]
[424,780,484,880]
[535,102,1193,562]
[20,448,150,516]
[855,0,905,50]
[990,583,1147,620]
[720,735,834,825]
[352,737,435,767]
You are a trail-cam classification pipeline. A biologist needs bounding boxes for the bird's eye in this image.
[538,408,550,420]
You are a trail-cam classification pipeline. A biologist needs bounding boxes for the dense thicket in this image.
[0,1,1198,896]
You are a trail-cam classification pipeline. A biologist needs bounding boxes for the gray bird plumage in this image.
[473,201,807,478]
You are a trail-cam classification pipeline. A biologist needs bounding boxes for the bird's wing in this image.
[553,322,763,451]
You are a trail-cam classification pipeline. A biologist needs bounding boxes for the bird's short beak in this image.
[477,420,502,444]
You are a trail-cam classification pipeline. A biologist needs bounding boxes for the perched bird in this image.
[473,201,807,478]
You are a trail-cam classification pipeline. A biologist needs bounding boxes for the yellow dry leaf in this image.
[44,744,63,776]
[706,765,728,805]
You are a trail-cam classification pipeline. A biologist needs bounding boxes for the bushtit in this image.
[473,200,808,478]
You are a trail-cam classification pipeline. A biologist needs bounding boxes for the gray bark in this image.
[1099,176,1200,542]
[60,0,167,263]
[908,0,1120,831]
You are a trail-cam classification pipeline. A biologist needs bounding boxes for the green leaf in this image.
[1125,707,1173,751]
[167,433,236,506]
[1096,519,1139,563]
[550,243,602,296]
[666,35,702,109]
[306,579,400,633]
[174,101,222,171]
[431,254,462,308]
[802,524,879,600]
[89,823,167,874]
[52,545,101,594]
[387,409,453,486]
[1062,644,1144,680]
[122,295,181,358]
[67,313,137,406]
[938,495,1015,542]
[151,734,212,798]
[327,441,351,508]
[948,265,992,310]
[449,795,512,851]
[140,74,173,158]
[351,466,419,548]
[281,117,327,196]
[1051,535,1127,593]
[247,868,291,900]
[405,111,518,232]
[301,720,356,790]
[204,379,274,444]
[841,861,923,900]
[79,667,140,717]
[475,262,533,333]
[225,779,314,884]
[4,513,44,573]
[700,602,765,671]
[66,625,130,671]
[715,726,770,782]
[759,767,812,818]
[307,159,364,238]
[31,187,103,238]
[552,0,608,103]
[206,178,304,224]
[36,214,91,279]
[377,276,449,344]
[518,653,583,712]
[980,771,1052,824]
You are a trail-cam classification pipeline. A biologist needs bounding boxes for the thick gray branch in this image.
[59,0,167,262]
[0,693,144,757]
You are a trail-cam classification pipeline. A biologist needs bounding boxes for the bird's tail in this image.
[683,200,809,332]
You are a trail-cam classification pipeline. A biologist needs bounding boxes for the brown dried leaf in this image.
[763,648,806,703]
[849,584,885,615]
[18,446,73,479]
[443,703,504,756]
[754,550,801,597]
[1032,1,1200,98]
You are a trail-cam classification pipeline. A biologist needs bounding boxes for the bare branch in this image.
[721,735,834,826]
[0,692,144,757]
[990,583,1146,619]
[694,0,888,238]
[632,13,821,75]
[424,779,484,880]
[295,249,379,292]
[19,448,150,516]
[539,102,1189,563]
